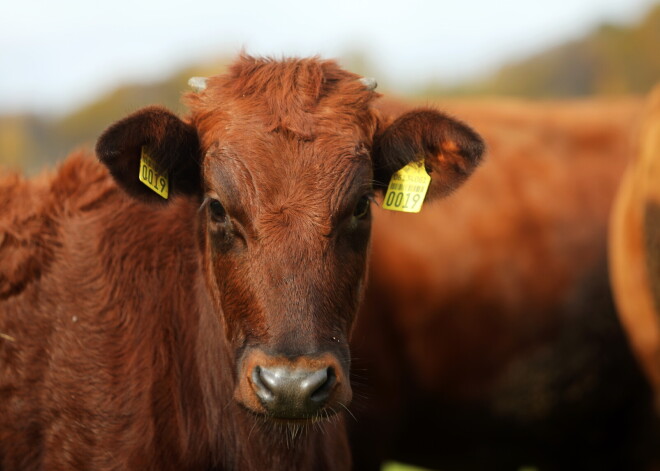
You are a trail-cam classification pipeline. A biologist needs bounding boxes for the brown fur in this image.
[610,84,660,413]
[0,56,483,470]
[351,97,660,470]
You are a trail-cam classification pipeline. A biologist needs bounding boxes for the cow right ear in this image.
[96,106,202,203]
[372,108,484,201]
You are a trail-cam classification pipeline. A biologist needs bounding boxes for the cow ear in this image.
[372,108,485,201]
[96,106,201,203]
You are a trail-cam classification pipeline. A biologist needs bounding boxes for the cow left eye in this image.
[353,195,371,220]
[209,199,226,222]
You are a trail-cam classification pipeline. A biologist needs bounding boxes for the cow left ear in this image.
[96,106,202,203]
[372,108,485,201]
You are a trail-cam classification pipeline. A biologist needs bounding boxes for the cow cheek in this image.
[334,253,370,335]
[216,264,264,347]
[202,251,240,344]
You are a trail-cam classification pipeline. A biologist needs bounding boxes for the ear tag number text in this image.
[383,161,430,213]
[139,147,169,199]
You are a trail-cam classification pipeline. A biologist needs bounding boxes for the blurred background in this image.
[0,0,658,174]
[1,2,659,471]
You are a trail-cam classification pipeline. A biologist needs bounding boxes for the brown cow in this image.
[350,98,660,470]
[0,56,483,470]
[610,85,660,415]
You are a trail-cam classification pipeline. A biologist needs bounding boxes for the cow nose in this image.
[251,365,336,418]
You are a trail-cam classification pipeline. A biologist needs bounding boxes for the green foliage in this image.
[0,114,49,173]
[382,462,433,471]
[380,462,539,471]
[0,59,230,174]
[425,4,660,98]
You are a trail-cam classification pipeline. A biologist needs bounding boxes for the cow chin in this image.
[234,349,352,422]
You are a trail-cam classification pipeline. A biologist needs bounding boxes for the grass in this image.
[382,462,540,471]
[382,462,431,471]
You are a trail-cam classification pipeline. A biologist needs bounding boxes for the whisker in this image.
[338,402,358,422]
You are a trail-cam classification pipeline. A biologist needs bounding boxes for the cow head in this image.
[96,56,484,423]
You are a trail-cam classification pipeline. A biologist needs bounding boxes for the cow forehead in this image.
[202,136,372,229]
[206,128,370,171]
[185,56,379,150]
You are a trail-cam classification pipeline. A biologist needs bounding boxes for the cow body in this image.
[0,156,349,470]
[351,98,660,470]
[610,85,660,415]
[0,56,483,469]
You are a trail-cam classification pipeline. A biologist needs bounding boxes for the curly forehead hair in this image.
[184,55,381,142]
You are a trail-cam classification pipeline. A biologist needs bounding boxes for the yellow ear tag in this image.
[139,146,169,199]
[382,161,430,213]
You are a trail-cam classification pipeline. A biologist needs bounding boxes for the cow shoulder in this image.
[0,152,119,299]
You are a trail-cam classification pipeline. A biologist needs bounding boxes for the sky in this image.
[1,0,657,115]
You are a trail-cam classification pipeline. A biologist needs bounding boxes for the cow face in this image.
[96,56,484,423]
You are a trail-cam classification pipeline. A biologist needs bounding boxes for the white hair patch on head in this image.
[188,77,208,93]
[359,77,377,91]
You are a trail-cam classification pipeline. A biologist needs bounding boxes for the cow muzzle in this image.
[236,349,351,420]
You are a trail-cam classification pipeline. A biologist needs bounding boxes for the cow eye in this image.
[209,199,226,222]
[353,195,371,220]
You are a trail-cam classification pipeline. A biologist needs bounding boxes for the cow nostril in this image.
[310,367,336,403]
[251,365,274,402]
[250,365,337,417]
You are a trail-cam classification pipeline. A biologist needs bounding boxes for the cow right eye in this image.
[353,195,371,220]
[209,199,226,222]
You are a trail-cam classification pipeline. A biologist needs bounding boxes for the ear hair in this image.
[96,106,202,203]
[373,108,485,200]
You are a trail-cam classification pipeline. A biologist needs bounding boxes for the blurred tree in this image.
[0,59,230,174]
[1,5,659,173]
[422,4,660,98]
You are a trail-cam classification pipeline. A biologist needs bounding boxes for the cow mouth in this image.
[240,402,344,425]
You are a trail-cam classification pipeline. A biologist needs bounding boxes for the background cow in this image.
[610,85,660,417]
[0,56,483,470]
[350,98,660,470]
